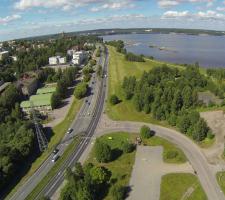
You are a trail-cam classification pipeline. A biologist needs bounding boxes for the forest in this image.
[122,65,217,141]
[0,85,35,191]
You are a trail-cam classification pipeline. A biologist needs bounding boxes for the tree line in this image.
[122,65,214,141]
[105,40,145,62]
[0,85,35,191]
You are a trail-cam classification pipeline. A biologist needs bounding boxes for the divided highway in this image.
[9,46,108,200]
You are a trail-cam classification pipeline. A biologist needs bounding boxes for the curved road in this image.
[96,117,225,200]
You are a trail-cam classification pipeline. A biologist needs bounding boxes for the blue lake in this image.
[103,33,225,68]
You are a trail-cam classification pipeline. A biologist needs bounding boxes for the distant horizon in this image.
[1,0,225,41]
[1,27,225,42]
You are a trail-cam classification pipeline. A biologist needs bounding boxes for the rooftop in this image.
[21,93,52,108]
[36,86,56,95]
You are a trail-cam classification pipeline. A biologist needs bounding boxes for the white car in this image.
[52,154,60,162]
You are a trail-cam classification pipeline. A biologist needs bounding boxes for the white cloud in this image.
[0,15,21,25]
[158,0,215,8]
[162,9,225,21]
[90,1,135,12]
[14,0,104,10]
[162,10,190,18]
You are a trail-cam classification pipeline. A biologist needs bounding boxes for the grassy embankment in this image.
[160,173,207,200]
[86,132,187,199]
[216,172,225,195]
[106,46,215,147]
[106,46,182,125]
[6,98,82,199]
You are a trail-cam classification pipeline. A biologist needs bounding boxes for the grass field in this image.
[160,173,207,200]
[6,98,82,200]
[143,136,187,163]
[106,46,182,125]
[86,132,137,200]
[216,171,225,195]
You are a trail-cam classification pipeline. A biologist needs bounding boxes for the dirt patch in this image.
[198,91,222,106]
[200,111,225,165]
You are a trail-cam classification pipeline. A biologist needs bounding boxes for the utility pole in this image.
[30,101,48,152]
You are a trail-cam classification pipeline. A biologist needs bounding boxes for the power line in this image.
[30,101,48,152]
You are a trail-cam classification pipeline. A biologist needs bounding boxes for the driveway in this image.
[127,146,193,200]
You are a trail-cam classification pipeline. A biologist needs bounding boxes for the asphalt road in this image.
[9,46,108,200]
[96,120,225,200]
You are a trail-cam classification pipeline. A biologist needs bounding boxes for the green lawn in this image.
[6,98,82,200]
[216,171,225,195]
[86,132,137,200]
[106,46,182,125]
[143,136,187,163]
[160,173,207,200]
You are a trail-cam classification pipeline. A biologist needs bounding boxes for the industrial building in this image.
[20,86,56,115]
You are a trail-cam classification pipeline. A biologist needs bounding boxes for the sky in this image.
[0,0,225,41]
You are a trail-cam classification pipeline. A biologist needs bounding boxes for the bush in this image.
[51,92,61,109]
[165,150,178,159]
[121,142,135,153]
[110,184,126,200]
[74,82,88,99]
[140,125,153,139]
[125,52,145,62]
[110,94,120,105]
[95,140,112,163]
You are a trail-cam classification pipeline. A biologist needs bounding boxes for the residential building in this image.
[0,51,9,61]
[59,57,67,64]
[49,56,67,65]
[72,51,87,65]
[49,56,58,65]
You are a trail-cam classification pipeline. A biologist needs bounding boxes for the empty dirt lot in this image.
[200,110,225,166]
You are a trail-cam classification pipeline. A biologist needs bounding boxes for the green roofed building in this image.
[36,86,56,95]
[20,93,53,114]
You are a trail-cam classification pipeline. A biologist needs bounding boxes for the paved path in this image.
[95,114,225,200]
[127,146,193,200]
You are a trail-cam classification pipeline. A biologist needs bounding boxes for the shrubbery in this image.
[125,52,145,62]
[95,139,112,163]
[110,94,120,105]
[74,82,88,99]
[140,125,154,139]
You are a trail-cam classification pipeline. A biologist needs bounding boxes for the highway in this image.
[96,118,225,200]
[9,45,108,200]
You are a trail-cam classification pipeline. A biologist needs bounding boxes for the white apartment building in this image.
[59,57,67,64]
[49,56,58,65]
[49,56,67,65]
[0,51,9,61]
[72,51,87,65]
[67,49,76,56]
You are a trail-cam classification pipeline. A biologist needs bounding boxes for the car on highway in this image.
[52,154,60,163]
[67,128,73,134]
[53,148,59,154]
